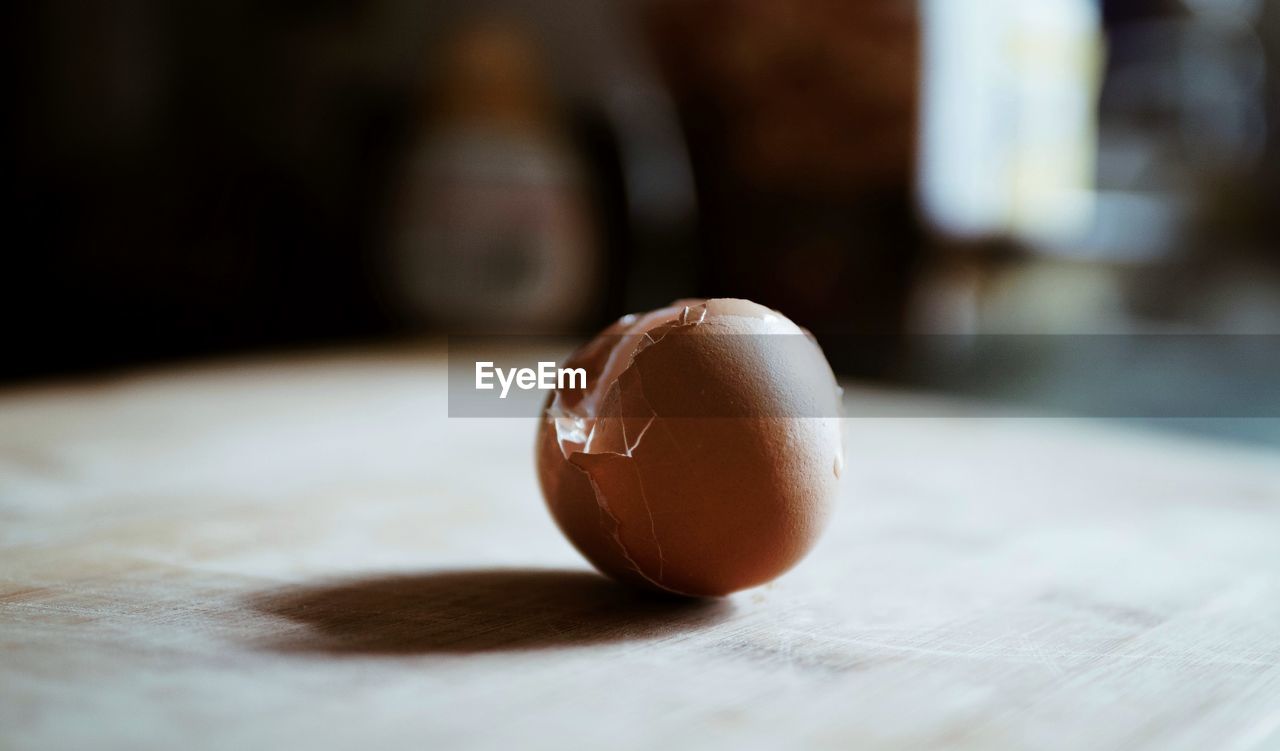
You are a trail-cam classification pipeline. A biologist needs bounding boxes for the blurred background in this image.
[6,1,1278,437]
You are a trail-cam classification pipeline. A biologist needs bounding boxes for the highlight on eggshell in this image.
[536,298,844,597]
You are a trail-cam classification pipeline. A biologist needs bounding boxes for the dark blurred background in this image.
[6,1,1279,392]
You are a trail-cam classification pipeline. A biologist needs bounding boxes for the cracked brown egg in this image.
[536,299,844,597]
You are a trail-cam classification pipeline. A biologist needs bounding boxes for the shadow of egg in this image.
[246,567,733,655]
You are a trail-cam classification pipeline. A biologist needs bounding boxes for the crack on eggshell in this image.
[626,415,655,457]
[630,453,666,580]
[572,371,676,593]
[553,301,708,461]
[581,468,669,591]
[547,304,716,597]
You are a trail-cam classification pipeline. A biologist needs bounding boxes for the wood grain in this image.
[2,347,1279,750]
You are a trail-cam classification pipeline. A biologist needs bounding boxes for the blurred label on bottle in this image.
[388,19,600,333]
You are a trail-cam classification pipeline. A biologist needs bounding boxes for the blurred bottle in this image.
[386,18,601,333]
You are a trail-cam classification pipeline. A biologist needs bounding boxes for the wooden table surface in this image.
[2,347,1279,751]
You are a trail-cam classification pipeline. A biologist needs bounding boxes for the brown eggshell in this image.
[536,299,843,597]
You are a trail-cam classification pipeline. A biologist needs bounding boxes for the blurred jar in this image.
[386,19,601,333]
